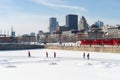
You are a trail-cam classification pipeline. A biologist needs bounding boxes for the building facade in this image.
[49,17,59,33]
[58,26,69,32]
[108,27,120,38]
[18,34,36,44]
[66,14,78,31]
[0,37,18,43]
[95,20,104,28]
[78,16,89,32]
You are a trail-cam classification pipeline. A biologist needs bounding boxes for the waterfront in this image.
[0,43,44,50]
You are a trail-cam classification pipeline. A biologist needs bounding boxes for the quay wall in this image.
[1,43,120,53]
[0,43,44,50]
[45,45,120,53]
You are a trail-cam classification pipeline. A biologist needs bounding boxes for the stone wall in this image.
[45,45,120,53]
[0,43,44,50]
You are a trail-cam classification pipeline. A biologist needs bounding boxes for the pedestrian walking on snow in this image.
[54,52,56,58]
[87,53,90,60]
[83,52,85,59]
[28,51,31,57]
[46,52,48,57]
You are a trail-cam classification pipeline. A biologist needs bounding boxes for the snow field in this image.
[0,49,120,80]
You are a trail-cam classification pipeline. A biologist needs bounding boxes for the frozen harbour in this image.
[0,49,120,80]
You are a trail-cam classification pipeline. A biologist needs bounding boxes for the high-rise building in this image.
[49,17,59,33]
[95,20,104,28]
[78,16,89,31]
[66,14,78,31]
[30,32,35,36]
[11,27,15,37]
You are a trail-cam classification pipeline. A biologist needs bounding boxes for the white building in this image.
[78,16,89,31]
[108,26,120,38]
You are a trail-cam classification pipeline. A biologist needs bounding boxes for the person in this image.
[83,52,85,59]
[46,52,48,57]
[28,51,31,57]
[54,52,56,58]
[87,53,90,60]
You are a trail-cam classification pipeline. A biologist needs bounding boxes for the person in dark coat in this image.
[83,52,85,59]
[87,53,90,60]
[28,51,31,57]
[46,52,48,57]
[54,52,56,58]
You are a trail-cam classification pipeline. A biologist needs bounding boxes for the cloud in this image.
[31,0,87,12]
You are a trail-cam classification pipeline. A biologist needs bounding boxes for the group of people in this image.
[28,51,90,60]
[28,51,56,58]
[83,52,90,60]
[46,52,56,58]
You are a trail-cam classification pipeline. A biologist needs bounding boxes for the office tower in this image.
[49,17,59,33]
[30,32,35,36]
[95,20,104,28]
[78,16,89,31]
[11,27,15,37]
[66,14,78,31]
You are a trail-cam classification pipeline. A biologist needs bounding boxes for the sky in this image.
[0,0,120,35]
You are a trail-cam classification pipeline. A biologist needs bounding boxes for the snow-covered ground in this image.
[0,49,120,80]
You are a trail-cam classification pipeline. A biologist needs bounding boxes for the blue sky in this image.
[0,0,120,35]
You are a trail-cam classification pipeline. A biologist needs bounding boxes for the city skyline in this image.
[0,0,120,35]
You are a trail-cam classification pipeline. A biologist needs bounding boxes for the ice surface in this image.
[0,49,120,80]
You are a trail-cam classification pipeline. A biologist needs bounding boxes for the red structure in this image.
[81,39,120,45]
